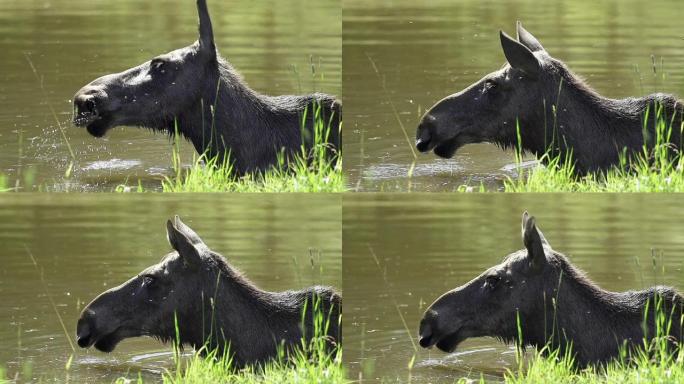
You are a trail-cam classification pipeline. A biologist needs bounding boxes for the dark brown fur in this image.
[76,216,341,368]
[416,22,683,174]
[419,212,684,367]
[73,0,340,175]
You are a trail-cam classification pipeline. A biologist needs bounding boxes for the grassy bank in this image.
[154,100,343,193]
[501,344,684,384]
[502,154,684,192]
[455,338,684,384]
[456,292,684,384]
[500,104,684,192]
[159,148,342,193]
[157,341,344,384]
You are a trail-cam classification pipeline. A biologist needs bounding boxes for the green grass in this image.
[159,148,342,193]
[455,286,684,384]
[498,103,684,192]
[488,324,684,384]
[499,345,684,384]
[150,100,343,193]
[157,331,344,384]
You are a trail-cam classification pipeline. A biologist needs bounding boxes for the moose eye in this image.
[485,275,500,289]
[142,276,155,287]
[484,79,498,91]
[150,59,167,73]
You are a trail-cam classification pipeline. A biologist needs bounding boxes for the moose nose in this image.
[74,94,99,117]
[76,321,92,348]
[418,323,432,348]
[73,85,109,123]
[76,310,96,348]
[416,115,436,152]
[419,332,433,348]
[418,310,437,348]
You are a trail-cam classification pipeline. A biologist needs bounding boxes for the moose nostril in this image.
[84,99,97,115]
[416,120,434,152]
[419,334,433,348]
[76,314,94,348]
[77,333,90,348]
[76,325,91,348]
[418,316,435,348]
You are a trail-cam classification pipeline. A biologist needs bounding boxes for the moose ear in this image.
[166,219,202,268]
[197,0,216,57]
[516,21,545,52]
[500,30,541,78]
[521,211,547,271]
[172,216,205,246]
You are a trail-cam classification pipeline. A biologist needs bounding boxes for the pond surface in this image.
[0,0,340,191]
[343,0,684,191]
[0,194,341,383]
[343,194,684,382]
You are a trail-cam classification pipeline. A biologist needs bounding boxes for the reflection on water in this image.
[0,0,340,191]
[343,0,684,191]
[343,194,684,383]
[82,159,142,172]
[0,194,341,383]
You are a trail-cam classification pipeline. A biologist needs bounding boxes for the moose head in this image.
[72,0,218,138]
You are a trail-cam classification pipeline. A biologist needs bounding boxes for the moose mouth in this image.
[75,114,116,138]
[416,134,467,159]
[77,326,133,353]
[73,103,116,138]
[419,327,468,353]
[433,136,464,159]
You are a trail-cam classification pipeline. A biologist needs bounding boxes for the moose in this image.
[76,216,341,368]
[418,212,684,367]
[72,0,341,175]
[415,22,684,174]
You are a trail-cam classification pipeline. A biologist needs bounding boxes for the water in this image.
[343,194,684,382]
[343,0,684,191]
[0,194,341,383]
[0,0,341,191]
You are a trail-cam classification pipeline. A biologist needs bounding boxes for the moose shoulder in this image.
[416,22,684,174]
[418,212,684,367]
[73,0,341,175]
[76,216,341,368]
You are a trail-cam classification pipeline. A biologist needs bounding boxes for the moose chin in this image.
[419,211,684,367]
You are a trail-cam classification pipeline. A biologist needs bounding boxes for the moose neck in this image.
[525,256,644,366]
[179,259,303,367]
[169,59,290,174]
[516,63,681,173]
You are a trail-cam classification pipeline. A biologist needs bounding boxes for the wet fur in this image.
[501,59,683,174]
[420,213,684,367]
[73,0,340,175]
[513,251,684,366]
[417,23,684,175]
[154,250,341,367]
[154,58,341,175]
[77,217,341,369]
